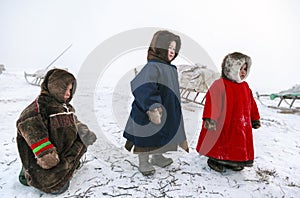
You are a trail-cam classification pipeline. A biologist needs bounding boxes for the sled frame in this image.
[277,95,300,108]
[24,71,45,86]
[180,87,206,105]
[256,92,300,113]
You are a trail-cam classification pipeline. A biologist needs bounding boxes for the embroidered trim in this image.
[30,137,54,156]
[34,98,39,113]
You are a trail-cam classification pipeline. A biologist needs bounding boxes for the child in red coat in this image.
[196,52,261,172]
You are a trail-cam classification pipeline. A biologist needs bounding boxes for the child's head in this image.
[41,69,76,103]
[147,30,181,63]
[221,52,252,83]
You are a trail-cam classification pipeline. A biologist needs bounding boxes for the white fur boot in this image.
[138,153,155,176]
[151,154,173,168]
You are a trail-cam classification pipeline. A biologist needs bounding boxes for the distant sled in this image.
[256,84,300,113]
[269,93,300,109]
[177,63,219,105]
[0,64,5,75]
[24,44,72,86]
[24,69,45,86]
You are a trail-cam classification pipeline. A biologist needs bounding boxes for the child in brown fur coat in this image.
[16,69,96,194]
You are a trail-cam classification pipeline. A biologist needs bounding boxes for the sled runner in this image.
[177,64,219,105]
[24,44,72,86]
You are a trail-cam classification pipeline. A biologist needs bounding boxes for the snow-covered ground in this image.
[0,67,299,197]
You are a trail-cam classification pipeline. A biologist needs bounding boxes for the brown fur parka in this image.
[16,69,96,193]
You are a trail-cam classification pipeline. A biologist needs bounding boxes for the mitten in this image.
[252,120,261,129]
[147,107,162,125]
[77,123,97,146]
[204,119,217,131]
[179,140,189,153]
[37,150,60,169]
[82,131,97,146]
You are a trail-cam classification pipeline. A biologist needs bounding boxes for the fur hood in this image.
[40,69,76,103]
[147,30,181,64]
[221,52,252,83]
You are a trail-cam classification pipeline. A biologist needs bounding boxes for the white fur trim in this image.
[224,55,251,83]
[49,112,74,117]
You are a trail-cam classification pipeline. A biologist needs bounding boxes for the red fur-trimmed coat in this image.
[196,78,260,162]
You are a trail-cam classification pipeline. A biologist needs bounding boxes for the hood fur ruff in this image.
[222,52,252,83]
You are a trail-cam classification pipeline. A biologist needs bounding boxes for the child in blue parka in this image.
[123,30,189,175]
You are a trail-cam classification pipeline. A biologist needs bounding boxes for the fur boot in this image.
[138,153,155,176]
[151,154,173,168]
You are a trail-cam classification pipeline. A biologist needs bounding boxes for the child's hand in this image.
[147,107,162,125]
[82,131,97,146]
[252,120,261,129]
[37,150,60,169]
[77,122,97,146]
[204,119,217,131]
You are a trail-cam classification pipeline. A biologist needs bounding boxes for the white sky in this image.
[0,0,300,93]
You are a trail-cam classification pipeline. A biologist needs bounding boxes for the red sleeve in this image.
[203,79,225,122]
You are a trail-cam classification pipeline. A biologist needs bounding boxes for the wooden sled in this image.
[24,70,45,86]
[24,44,72,86]
[256,92,300,113]
[178,64,218,106]
[270,94,300,109]
[0,64,5,75]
